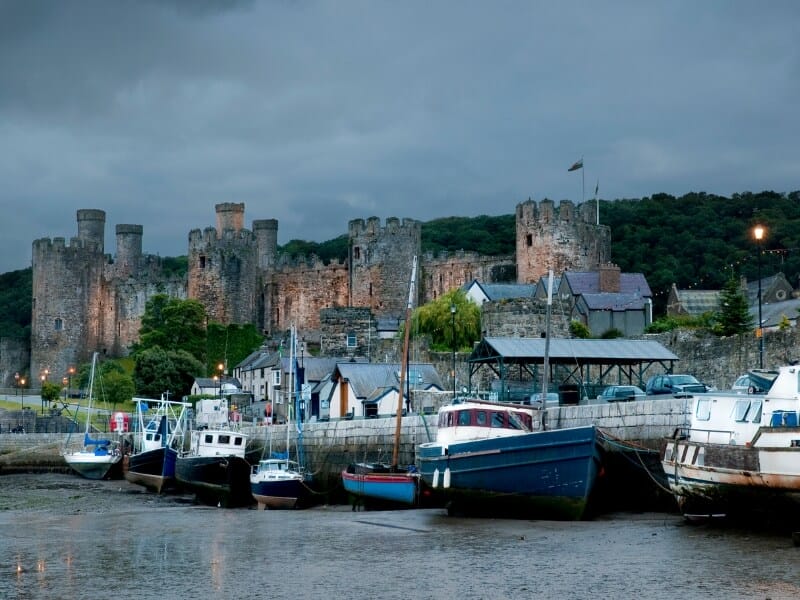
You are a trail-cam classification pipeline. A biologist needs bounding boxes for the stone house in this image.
[324,362,443,420]
[555,264,653,336]
[667,273,795,318]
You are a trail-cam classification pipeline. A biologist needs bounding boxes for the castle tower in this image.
[253,219,278,269]
[216,202,245,235]
[348,217,422,318]
[31,210,107,381]
[188,205,258,325]
[114,224,143,278]
[76,209,106,253]
[515,199,610,283]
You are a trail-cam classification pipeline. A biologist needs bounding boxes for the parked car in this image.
[528,392,560,408]
[597,385,646,402]
[731,370,778,394]
[645,374,711,396]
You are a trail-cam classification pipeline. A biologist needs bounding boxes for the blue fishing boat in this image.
[124,395,190,494]
[417,399,601,519]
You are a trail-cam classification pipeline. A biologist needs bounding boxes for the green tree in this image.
[133,347,205,399]
[411,289,481,351]
[715,277,753,336]
[97,370,136,410]
[40,381,62,410]
[206,322,264,376]
[135,295,208,363]
[570,320,591,338]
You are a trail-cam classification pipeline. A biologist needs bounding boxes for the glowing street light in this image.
[753,225,766,369]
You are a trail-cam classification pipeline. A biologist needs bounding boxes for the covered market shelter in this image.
[466,336,680,404]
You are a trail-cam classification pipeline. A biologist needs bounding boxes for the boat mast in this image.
[84,352,98,437]
[392,255,417,470]
[542,270,553,431]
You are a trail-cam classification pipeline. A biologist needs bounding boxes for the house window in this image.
[347,333,357,348]
[273,370,281,386]
[54,318,63,331]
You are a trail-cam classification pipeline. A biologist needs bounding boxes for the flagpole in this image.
[595,178,599,225]
[581,161,585,205]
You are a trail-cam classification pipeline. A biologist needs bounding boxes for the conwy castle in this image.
[30,200,610,380]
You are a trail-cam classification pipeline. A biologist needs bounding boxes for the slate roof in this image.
[333,362,444,401]
[194,376,241,388]
[471,337,678,366]
[750,298,800,328]
[563,272,652,297]
[580,293,649,311]
[480,283,536,301]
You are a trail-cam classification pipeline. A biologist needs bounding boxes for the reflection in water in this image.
[1,474,800,600]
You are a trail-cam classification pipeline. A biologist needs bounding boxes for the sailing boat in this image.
[250,324,313,509]
[124,394,191,494]
[63,352,123,480]
[341,256,421,507]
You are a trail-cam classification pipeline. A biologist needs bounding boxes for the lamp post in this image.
[14,372,19,398]
[62,377,68,409]
[217,362,225,398]
[754,225,765,369]
[40,374,46,415]
[19,377,25,410]
[450,303,457,400]
[67,366,75,405]
[213,375,219,399]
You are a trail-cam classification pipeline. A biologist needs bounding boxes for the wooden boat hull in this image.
[175,455,254,508]
[341,464,418,506]
[418,425,601,520]
[662,435,800,524]
[125,447,178,494]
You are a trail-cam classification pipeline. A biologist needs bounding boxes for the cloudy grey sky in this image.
[1,1,798,273]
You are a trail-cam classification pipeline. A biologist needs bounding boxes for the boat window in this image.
[507,412,525,430]
[733,399,750,422]
[458,410,471,426]
[476,411,487,426]
[519,413,533,430]
[750,399,763,423]
[234,437,243,446]
[218,435,230,444]
[204,434,213,443]
[695,398,711,421]
[491,411,505,428]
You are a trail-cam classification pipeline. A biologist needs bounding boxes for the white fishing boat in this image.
[251,324,312,510]
[63,352,122,480]
[661,367,800,524]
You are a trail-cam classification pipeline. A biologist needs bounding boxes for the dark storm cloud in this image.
[1,0,798,273]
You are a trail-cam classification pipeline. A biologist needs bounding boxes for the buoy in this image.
[432,468,439,488]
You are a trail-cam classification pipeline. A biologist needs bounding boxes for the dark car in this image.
[645,374,710,396]
[597,385,645,402]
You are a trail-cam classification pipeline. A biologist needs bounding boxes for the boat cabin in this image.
[435,401,534,446]
[190,429,248,458]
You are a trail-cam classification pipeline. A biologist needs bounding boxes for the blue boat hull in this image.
[125,447,178,494]
[417,426,601,520]
[341,464,418,506]
[251,478,310,509]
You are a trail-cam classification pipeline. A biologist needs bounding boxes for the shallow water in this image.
[2,474,799,600]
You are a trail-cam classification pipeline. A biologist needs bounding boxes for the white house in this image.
[325,362,444,420]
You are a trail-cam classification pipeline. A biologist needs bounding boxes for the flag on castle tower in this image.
[568,159,583,172]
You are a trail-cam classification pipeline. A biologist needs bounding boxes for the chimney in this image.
[599,263,621,293]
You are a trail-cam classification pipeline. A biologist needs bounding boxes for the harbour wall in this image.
[0,398,687,500]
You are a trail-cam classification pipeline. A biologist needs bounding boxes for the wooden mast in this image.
[391,255,417,470]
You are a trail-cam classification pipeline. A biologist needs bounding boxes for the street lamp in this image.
[450,303,457,399]
[19,377,26,410]
[67,366,75,404]
[754,225,766,369]
[40,374,46,415]
[62,377,69,408]
[217,362,225,398]
[213,375,219,399]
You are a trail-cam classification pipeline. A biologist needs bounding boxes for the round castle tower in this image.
[348,216,422,318]
[114,224,143,277]
[515,199,610,283]
[31,209,107,382]
[188,203,258,325]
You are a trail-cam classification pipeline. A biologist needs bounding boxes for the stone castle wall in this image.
[29,199,607,374]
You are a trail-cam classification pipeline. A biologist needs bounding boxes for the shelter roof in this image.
[470,337,678,366]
